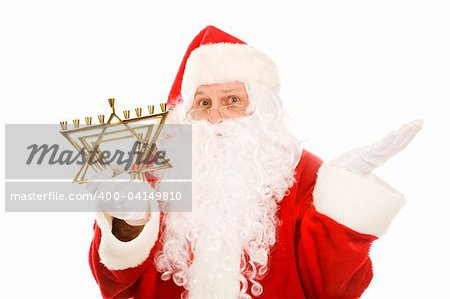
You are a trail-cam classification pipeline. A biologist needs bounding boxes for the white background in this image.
[1,1,449,298]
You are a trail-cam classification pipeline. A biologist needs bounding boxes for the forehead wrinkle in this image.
[218,88,239,93]
[194,90,205,96]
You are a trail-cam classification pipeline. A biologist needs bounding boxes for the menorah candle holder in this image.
[60,98,171,184]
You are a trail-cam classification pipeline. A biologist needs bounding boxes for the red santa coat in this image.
[89,149,405,298]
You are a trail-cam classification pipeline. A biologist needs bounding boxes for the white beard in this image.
[155,100,301,298]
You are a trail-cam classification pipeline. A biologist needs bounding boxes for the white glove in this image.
[332,119,423,176]
[87,164,155,226]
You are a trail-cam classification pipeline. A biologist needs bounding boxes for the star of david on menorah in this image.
[60,98,172,184]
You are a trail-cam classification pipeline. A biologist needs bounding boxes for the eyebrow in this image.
[194,88,243,96]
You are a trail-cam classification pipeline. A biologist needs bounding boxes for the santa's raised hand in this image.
[331,119,423,176]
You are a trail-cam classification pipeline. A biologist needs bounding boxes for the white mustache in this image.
[195,116,255,136]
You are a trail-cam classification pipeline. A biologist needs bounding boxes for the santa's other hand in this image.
[331,119,423,176]
[86,167,154,226]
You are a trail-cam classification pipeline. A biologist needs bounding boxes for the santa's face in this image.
[156,81,300,298]
[187,82,250,123]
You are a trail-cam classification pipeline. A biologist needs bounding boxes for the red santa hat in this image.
[167,25,280,109]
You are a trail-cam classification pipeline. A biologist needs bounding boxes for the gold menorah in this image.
[60,98,171,184]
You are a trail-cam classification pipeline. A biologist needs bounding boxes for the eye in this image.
[229,96,239,104]
[198,99,210,107]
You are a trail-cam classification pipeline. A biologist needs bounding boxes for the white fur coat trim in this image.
[95,211,160,270]
[313,163,405,237]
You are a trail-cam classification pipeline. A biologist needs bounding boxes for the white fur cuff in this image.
[95,211,160,270]
[312,163,406,237]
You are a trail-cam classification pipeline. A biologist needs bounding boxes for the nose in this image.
[208,109,223,124]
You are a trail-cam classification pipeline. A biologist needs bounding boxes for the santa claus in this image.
[88,25,422,299]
